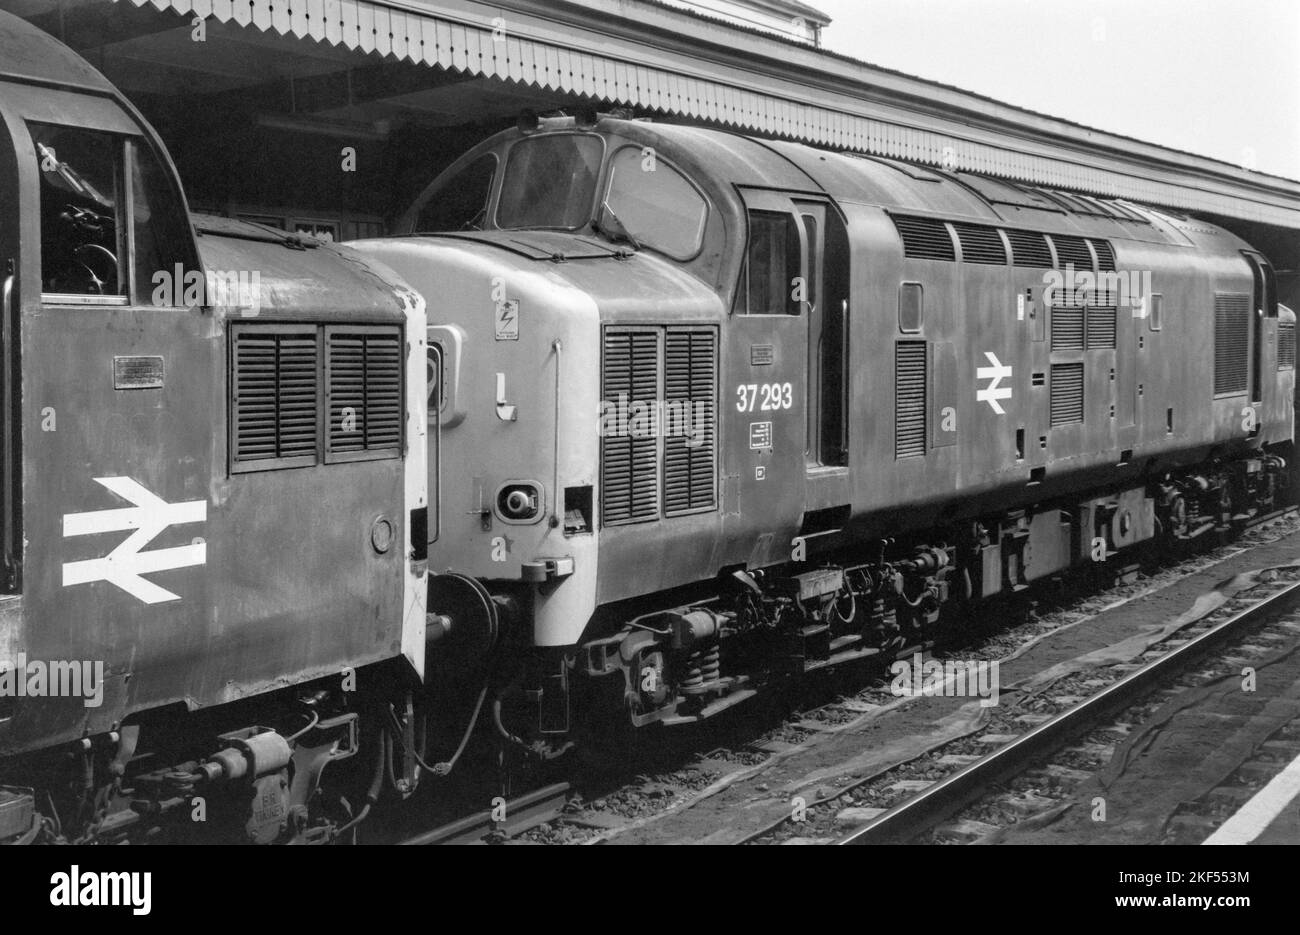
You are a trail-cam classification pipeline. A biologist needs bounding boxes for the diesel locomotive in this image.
[2,9,1295,845]
[353,113,1294,751]
[0,12,431,843]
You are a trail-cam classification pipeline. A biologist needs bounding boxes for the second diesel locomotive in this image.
[352,114,1294,749]
[0,12,432,844]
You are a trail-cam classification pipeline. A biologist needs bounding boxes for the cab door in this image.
[797,201,827,466]
[724,190,808,565]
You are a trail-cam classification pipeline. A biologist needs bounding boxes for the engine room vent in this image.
[1214,293,1251,396]
[601,328,662,525]
[952,223,1007,265]
[1050,362,1085,426]
[1051,305,1085,351]
[1049,234,1094,270]
[1005,229,1053,268]
[231,325,319,470]
[326,327,403,459]
[894,341,928,459]
[663,328,717,515]
[1085,306,1118,350]
[890,215,955,261]
[1088,238,1117,272]
[1279,321,1296,371]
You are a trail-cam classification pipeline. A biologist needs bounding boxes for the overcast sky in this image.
[812,0,1300,179]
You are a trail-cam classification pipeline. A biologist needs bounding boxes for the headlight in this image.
[496,481,542,523]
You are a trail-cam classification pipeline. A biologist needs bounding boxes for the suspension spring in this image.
[681,642,721,695]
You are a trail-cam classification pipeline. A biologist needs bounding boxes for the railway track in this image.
[398,782,572,845]
[832,573,1300,845]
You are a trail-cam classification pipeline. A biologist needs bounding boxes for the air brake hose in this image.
[334,725,386,838]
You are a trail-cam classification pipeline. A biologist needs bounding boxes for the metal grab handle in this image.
[1,267,16,586]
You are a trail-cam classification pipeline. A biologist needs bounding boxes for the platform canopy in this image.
[7,0,1300,233]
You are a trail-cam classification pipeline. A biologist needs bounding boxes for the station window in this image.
[415,154,496,233]
[32,124,124,300]
[603,148,707,260]
[496,135,603,230]
[741,210,801,315]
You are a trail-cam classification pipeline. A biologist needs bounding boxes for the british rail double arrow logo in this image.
[976,352,1013,415]
[61,477,207,604]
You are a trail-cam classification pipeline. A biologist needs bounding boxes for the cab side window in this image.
[130,140,191,301]
[742,209,801,315]
[33,124,190,305]
[415,154,496,233]
[33,124,124,299]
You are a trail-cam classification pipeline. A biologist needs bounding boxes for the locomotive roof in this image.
[0,10,118,96]
[601,118,1228,248]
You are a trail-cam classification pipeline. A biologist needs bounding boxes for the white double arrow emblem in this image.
[976,352,1013,415]
[62,477,207,604]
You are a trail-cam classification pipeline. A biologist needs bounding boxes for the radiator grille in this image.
[601,329,661,525]
[891,215,955,261]
[232,327,319,467]
[1051,305,1085,351]
[663,329,717,515]
[1279,321,1296,371]
[895,341,927,459]
[326,328,403,457]
[1214,293,1251,395]
[1005,229,1053,267]
[1085,306,1118,349]
[1050,234,1094,271]
[1050,362,1085,426]
[953,223,1007,265]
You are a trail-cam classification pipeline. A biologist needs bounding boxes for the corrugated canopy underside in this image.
[119,0,1300,229]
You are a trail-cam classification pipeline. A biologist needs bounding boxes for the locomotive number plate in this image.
[113,356,164,389]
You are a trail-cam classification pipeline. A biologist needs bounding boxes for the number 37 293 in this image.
[736,382,793,412]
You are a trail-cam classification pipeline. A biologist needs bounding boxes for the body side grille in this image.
[663,328,717,515]
[1085,306,1118,349]
[1005,229,1053,267]
[326,327,403,457]
[601,329,661,524]
[1214,293,1251,395]
[232,326,319,468]
[1279,321,1296,371]
[953,223,1007,265]
[1050,362,1084,426]
[895,341,927,458]
[1051,305,1085,351]
[890,215,956,261]
[1049,234,1094,270]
